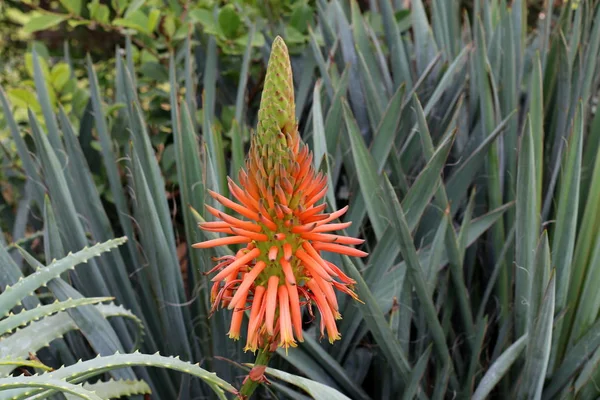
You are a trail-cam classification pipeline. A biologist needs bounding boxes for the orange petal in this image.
[228,177,260,212]
[312,242,368,258]
[280,258,296,285]
[278,285,296,351]
[306,278,340,343]
[245,285,266,352]
[208,190,260,221]
[275,185,288,206]
[216,210,263,232]
[228,288,249,340]
[211,248,261,282]
[302,242,338,276]
[283,243,293,260]
[325,261,356,285]
[298,203,327,220]
[314,206,349,226]
[305,184,327,208]
[228,261,267,309]
[199,221,230,229]
[265,275,280,335]
[301,232,365,245]
[193,236,251,249]
[286,280,304,341]
[291,222,318,234]
[332,280,360,301]
[268,246,279,261]
[313,221,352,233]
[315,277,339,314]
[258,213,278,231]
[296,249,333,282]
[230,227,269,241]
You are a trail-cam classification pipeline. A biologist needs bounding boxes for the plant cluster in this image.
[1,0,600,399]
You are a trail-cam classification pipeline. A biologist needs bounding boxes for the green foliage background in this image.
[1,0,600,399]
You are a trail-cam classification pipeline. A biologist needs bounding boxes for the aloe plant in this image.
[0,237,235,399]
[0,0,600,399]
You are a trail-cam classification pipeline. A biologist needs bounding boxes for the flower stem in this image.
[239,346,273,399]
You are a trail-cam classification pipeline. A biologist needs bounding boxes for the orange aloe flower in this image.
[194,36,367,352]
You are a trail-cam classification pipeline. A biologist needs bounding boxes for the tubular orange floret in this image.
[313,221,352,232]
[258,213,278,231]
[192,236,251,249]
[332,280,360,301]
[265,186,276,210]
[228,178,260,212]
[291,223,318,234]
[228,289,249,340]
[208,189,260,221]
[230,227,269,242]
[301,232,365,245]
[216,211,263,232]
[228,260,267,310]
[296,249,334,282]
[314,206,349,226]
[199,221,230,229]
[240,170,260,201]
[325,261,356,285]
[275,185,289,205]
[306,278,340,343]
[205,257,235,275]
[302,242,338,277]
[268,246,279,261]
[283,243,293,260]
[245,286,266,352]
[278,285,297,351]
[298,203,327,220]
[280,258,296,284]
[286,279,304,341]
[211,248,261,282]
[274,203,285,220]
[313,242,369,258]
[265,276,280,335]
[315,277,340,314]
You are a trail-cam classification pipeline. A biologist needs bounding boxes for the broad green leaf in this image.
[380,175,454,381]
[472,335,528,400]
[218,4,241,38]
[545,316,600,398]
[0,238,126,317]
[113,10,151,34]
[264,367,352,400]
[514,118,538,337]
[88,0,110,24]
[341,256,412,384]
[59,0,82,14]
[6,353,235,400]
[0,302,135,377]
[402,345,432,400]
[344,101,387,239]
[23,14,68,34]
[553,101,583,311]
[63,379,151,400]
[0,297,113,334]
[519,273,555,399]
[0,377,103,400]
[147,8,160,33]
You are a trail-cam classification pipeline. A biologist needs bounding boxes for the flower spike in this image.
[194,36,367,353]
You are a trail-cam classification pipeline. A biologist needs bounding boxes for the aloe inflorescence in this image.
[194,36,367,355]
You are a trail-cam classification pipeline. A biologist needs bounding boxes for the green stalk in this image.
[239,347,273,399]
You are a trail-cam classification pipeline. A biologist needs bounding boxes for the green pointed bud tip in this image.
[257,36,296,141]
